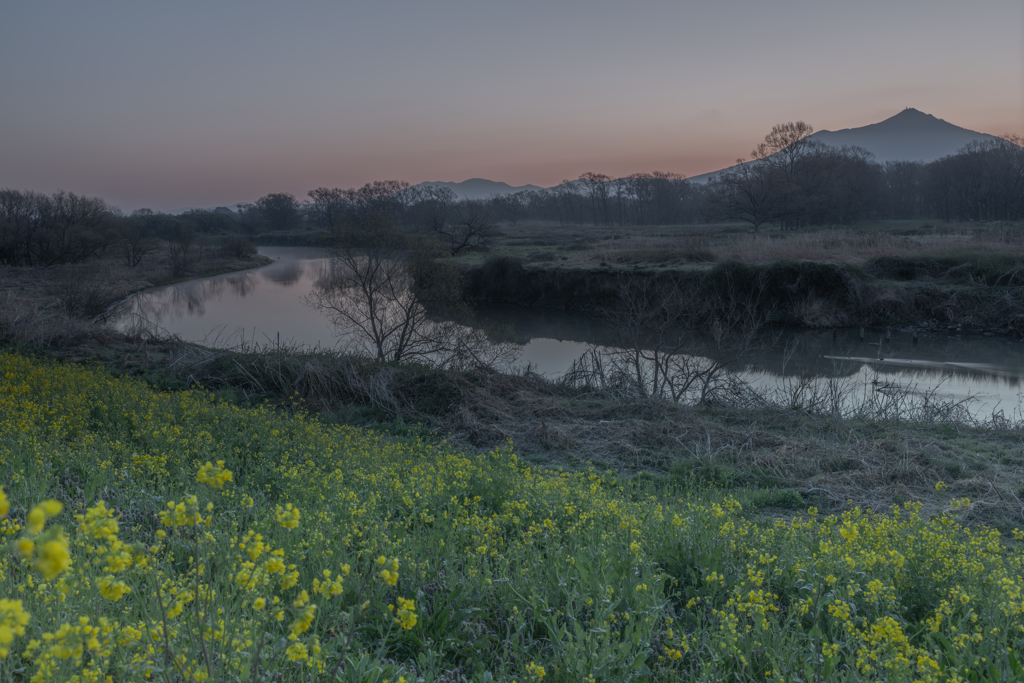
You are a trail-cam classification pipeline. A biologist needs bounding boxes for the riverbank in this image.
[0,251,270,346]
[456,220,1024,333]
[5,322,1024,532]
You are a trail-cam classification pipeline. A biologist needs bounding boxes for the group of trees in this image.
[2,123,1021,268]
[707,125,1024,232]
[707,122,884,231]
[298,128,1013,232]
[0,190,114,267]
[0,190,256,270]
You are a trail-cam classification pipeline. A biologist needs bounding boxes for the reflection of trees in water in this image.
[864,362,1022,387]
[740,329,1024,386]
[110,271,262,324]
[261,260,305,286]
[306,249,519,370]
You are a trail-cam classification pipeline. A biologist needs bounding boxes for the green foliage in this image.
[2,350,1024,682]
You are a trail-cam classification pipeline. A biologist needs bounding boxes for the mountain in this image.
[166,202,250,215]
[412,178,544,200]
[688,108,1002,183]
[810,108,1002,164]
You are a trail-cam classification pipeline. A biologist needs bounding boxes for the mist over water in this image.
[110,247,1024,419]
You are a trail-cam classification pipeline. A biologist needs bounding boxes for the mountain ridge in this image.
[687,108,1004,183]
[412,178,544,200]
[169,109,1009,209]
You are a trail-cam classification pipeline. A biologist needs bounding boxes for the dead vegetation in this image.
[454,220,1024,271]
[6,308,1022,532]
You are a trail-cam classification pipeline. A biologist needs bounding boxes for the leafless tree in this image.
[415,187,459,235]
[580,172,612,225]
[117,213,154,268]
[306,187,349,231]
[429,199,495,256]
[305,227,517,369]
[565,272,774,404]
[165,224,197,276]
[253,193,302,231]
[707,158,782,233]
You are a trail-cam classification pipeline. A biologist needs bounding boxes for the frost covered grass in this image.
[1,350,1024,682]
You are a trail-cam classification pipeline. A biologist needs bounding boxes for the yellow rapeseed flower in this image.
[196,460,233,489]
[275,504,300,530]
[34,536,71,580]
[0,599,30,659]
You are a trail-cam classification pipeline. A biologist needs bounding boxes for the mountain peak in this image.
[809,108,998,163]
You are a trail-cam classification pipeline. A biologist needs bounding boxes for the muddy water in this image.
[109,247,1024,419]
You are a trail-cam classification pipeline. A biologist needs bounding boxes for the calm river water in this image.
[109,247,1024,419]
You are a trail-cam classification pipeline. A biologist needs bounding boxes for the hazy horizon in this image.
[2,0,1021,211]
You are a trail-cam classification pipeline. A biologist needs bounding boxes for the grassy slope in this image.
[2,350,1024,682]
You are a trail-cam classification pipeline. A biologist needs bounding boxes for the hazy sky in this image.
[1,0,1021,211]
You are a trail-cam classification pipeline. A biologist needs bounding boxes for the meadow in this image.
[1,350,1023,682]
[453,220,1024,271]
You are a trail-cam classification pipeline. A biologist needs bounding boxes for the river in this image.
[108,247,1024,420]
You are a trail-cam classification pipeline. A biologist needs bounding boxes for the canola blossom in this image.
[1,350,1023,682]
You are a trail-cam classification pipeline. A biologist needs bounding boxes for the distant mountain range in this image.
[687,108,1004,183]
[168,109,1008,211]
[412,178,544,200]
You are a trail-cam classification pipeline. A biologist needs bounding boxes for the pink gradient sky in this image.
[1,0,1021,211]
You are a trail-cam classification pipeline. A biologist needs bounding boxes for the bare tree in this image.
[306,187,349,231]
[415,187,459,235]
[253,193,302,232]
[117,214,154,269]
[707,158,781,233]
[565,272,773,404]
[580,172,612,225]
[165,224,197,276]
[429,199,495,256]
[305,226,516,369]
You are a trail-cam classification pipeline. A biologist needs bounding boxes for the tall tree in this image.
[254,193,302,231]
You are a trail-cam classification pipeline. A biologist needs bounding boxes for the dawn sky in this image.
[1,0,1021,211]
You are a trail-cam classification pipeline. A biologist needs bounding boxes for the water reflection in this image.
[107,247,1024,417]
[109,248,339,348]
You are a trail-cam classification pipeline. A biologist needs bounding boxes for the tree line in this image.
[2,122,1021,267]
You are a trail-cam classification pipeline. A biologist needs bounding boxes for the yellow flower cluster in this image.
[0,599,30,658]
[377,556,400,586]
[393,597,417,630]
[158,495,204,528]
[196,459,233,488]
[276,503,300,529]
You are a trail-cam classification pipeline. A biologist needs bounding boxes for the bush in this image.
[218,234,256,259]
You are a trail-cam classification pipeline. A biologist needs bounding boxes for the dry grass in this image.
[440,377,1024,530]
[5,309,1023,530]
[74,332,1023,530]
[0,252,271,321]
[462,220,1024,270]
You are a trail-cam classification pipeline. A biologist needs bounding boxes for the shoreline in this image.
[91,253,272,322]
[458,257,1024,335]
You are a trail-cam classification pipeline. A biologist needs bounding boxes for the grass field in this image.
[453,220,1024,272]
[2,350,1024,681]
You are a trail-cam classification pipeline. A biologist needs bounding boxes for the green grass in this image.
[2,350,1024,681]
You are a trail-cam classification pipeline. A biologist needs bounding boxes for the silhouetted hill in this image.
[810,108,1001,163]
[689,108,1002,183]
[413,178,543,200]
